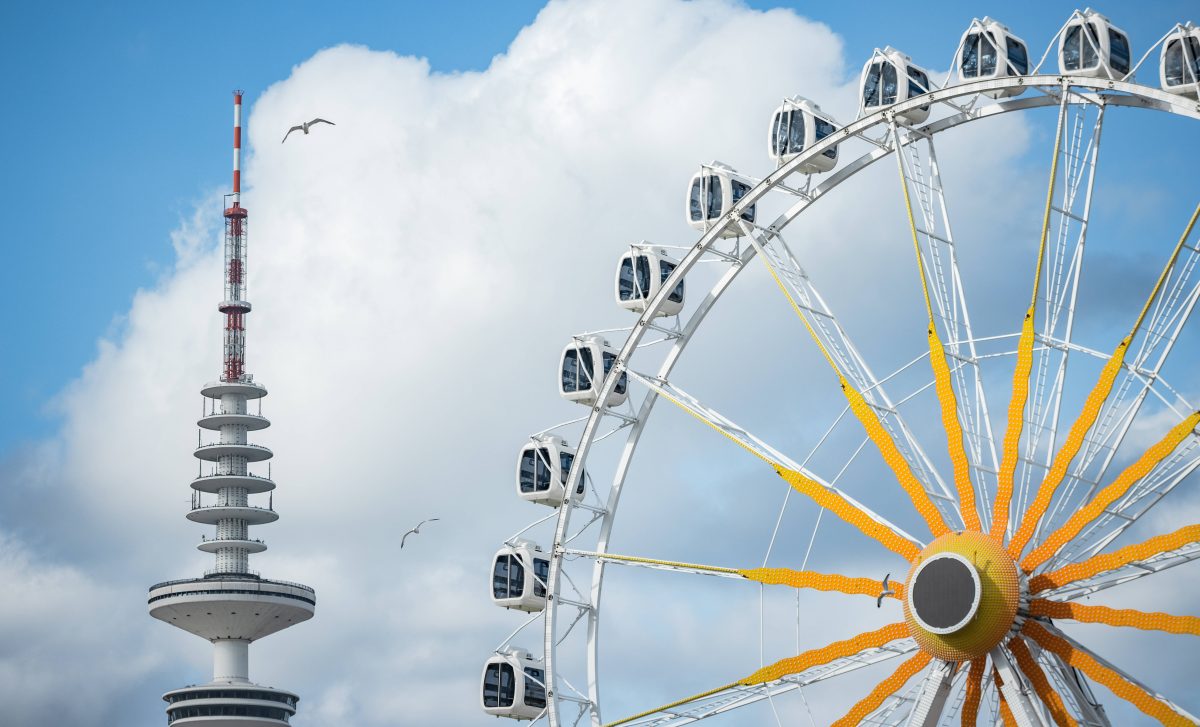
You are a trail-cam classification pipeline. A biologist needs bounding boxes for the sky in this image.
[1,0,1199,725]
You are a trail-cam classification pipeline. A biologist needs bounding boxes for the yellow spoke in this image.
[1023,411,1200,571]
[741,567,903,601]
[994,669,1018,727]
[603,682,742,727]
[992,97,1069,542]
[1029,523,1200,594]
[1007,636,1076,726]
[892,130,979,532]
[992,312,1037,540]
[648,376,922,561]
[831,651,931,727]
[1023,621,1194,726]
[757,243,948,538]
[741,622,910,685]
[604,622,911,727]
[569,550,903,601]
[1030,599,1200,636]
[842,383,948,537]
[1011,200,1200,558]
[961,658,985,727]
[777,466,920,562]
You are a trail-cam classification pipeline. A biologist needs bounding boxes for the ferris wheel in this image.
[483,9,1200,726]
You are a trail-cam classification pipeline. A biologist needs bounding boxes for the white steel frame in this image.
[488,73,1200,727]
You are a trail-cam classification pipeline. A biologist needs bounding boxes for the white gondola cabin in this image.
[1058,9,1131,79]
[481,648,547,719]
[559,334,628,407]
[615,245,684,316]
[1161,22,1200,97]
[491,541,550,612]
[685,162,755,238]
[767,96,839,172]
[860,47,932,125]
[516,434,585,507]
[956,18,1029,97]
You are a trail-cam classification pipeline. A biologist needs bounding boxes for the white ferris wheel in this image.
[483,9,1200,727]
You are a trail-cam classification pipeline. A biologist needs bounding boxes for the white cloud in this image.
[3,0,1197,725]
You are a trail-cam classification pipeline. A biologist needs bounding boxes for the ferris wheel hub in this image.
[903,531,1022,661]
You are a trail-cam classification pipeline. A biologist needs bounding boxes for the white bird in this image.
[282,118,336,143]
[876,573,895,608]
[401,518,440,548]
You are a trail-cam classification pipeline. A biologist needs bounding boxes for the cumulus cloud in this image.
[1,0,1196,725]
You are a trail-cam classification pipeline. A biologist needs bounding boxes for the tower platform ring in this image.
[194,443,273,463]
[198,413,271,431]
[197,538,268,554]
[187,506,279,526]
[191,474,276,494]
[201,381,268,400]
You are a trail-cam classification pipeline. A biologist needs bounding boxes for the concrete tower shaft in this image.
[149,90,315,727]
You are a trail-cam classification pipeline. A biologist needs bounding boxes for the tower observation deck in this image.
[149,91,315,726]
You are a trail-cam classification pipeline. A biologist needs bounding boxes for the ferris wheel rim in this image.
[530,75,1200,727]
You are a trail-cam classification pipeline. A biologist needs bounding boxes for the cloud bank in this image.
[1,0,1195,725]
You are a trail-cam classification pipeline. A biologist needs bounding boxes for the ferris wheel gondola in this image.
[481,647,548,719]
[487,8,1200,727]
[559,335,627,407]
[954,17,1029,97]
[516,434,585,507]
[615,245,684,316]
[491,540,550,612]
[767,96,840,172]
[1161,21,1200,96]
[1058,8,1131,79]
[859,47,932,125]
[685,162,755,238]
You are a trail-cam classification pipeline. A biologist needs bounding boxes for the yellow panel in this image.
[997,692,1018,727]
[993,668,1018,727]
[1030,599,1200,636]
[904,531,1021,662]
[607,623,915,726]
[739,568,904,601]
[1029,523,1200,594]
[995,103,1067,543]
[777,467,921,562]
[653,381,922,562]
[892,145,978,532]
[992,310,1035,541]
[603,681,742,727]
[756,239,948,540]
[928,324,981,531]
[1023,411,1200,571]
[1008,339,1128,557]
[1007,636,1076,727]
[1013,201,1200,558]
[1023,621,1193,726]
[832,651,931,727]
[740,622,910,685]
[961,658,985,727]
[842,382,948,538]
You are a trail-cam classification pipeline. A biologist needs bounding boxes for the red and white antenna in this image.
[220,90,250,382]
[232,90,243,204]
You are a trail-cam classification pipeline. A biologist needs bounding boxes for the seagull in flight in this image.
[282,118,335,143]
[876,573,895,608]
[401,518,440,548]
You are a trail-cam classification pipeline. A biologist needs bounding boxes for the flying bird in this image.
[401,518,440,548]
[282,118,336,143]
[876,573,895,608]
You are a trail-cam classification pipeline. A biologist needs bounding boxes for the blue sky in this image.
[1,0,1193,449]
[1,2,1199,724]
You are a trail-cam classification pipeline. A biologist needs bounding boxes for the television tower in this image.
[148,90,315,725]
